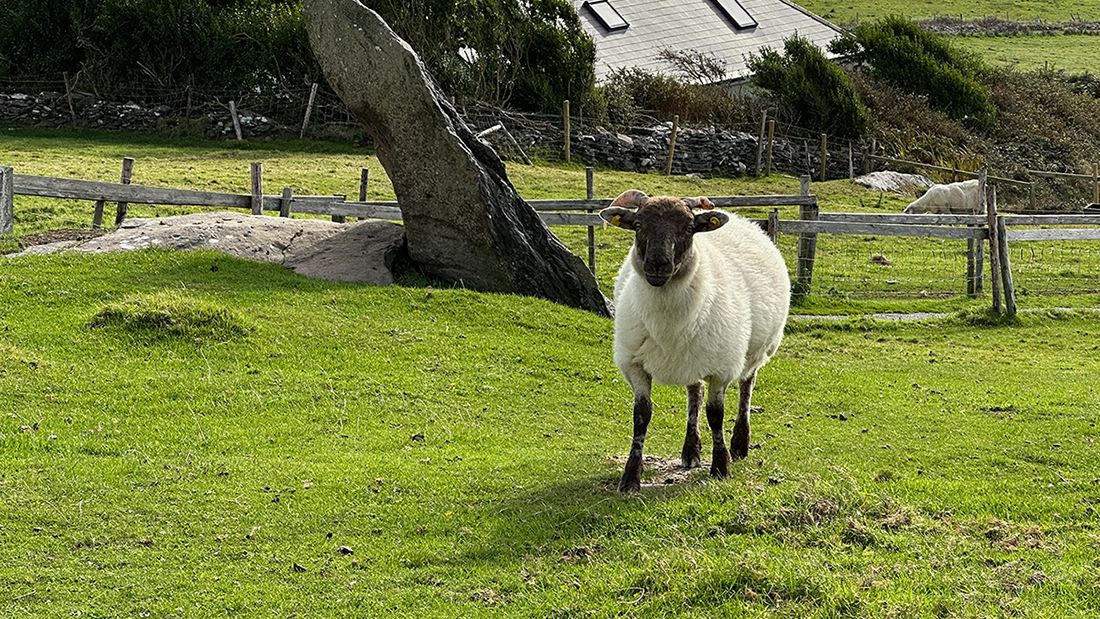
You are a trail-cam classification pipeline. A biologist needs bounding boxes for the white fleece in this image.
[903,179,982,214]
[612,212,790,387]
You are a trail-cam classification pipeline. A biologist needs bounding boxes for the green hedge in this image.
[831,16,996,132]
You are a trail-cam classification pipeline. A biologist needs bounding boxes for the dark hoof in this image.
[710,449,731,478]
[681,451,702,469]
[730,446,748,461]
[618,477,642,493]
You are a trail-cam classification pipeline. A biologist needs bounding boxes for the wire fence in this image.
[5,77,1100,304]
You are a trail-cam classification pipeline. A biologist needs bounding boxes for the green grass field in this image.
[3,246,1100,617]
[795,0,1100,75]
[799,0,1100,25]
[951,32,1100,73]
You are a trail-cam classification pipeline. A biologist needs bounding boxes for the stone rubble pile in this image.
[1,89,856,178]
[0,91,294,139]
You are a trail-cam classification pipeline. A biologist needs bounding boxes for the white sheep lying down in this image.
[600,190,790,492]
[903,179,982,214]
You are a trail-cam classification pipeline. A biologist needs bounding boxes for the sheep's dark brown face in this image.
[629,197,697,287]
[600,191,728,288]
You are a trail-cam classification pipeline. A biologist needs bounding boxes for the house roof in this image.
[574,0,844,82]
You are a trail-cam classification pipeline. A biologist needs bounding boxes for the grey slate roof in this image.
[574,0,844,81]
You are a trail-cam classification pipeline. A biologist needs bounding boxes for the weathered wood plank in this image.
[1003,214,1100,226]
[15,173,254,208]
[1006,228,1100,242]
[0,166,13,234]
[1028,169,1093,181]
[820,213,986,226]
[778,219,989,239]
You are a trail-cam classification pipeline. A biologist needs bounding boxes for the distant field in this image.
[951,32,1100,73]
[799,0,1100,25]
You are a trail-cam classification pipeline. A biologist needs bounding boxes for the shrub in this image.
[747,34,868,139]
[830,16,996,132]
[597,64,746,127]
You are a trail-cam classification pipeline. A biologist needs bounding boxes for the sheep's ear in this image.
[600,206,638,230]
[609,189,648,208]
[683,196,714,210]
[693,210,729,233]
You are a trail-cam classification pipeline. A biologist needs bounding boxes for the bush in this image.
[831,16,996,132]
[363,0,596,114]
[0,0,596,115]
[0,0,318,99]
[747,34,868,138]
[597,65,746,127]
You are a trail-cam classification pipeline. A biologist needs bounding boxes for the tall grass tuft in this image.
[87,289,252,342]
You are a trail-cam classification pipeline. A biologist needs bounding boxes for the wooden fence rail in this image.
[10,164,1100,317]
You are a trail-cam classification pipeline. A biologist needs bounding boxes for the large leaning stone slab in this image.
[69,212,406,285]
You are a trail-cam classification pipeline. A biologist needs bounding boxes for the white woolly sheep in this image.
[600,190,791,492]
[903,179,983,214]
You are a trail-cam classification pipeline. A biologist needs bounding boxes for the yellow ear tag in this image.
[611,214,622,227]
[710,216,720,227]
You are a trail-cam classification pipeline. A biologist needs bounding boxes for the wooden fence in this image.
[6,163,1100,316]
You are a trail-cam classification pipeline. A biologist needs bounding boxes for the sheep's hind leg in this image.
[706,380,731,478]
[619,364,653,493]
[680,381,705,469]
[731,371,756,461]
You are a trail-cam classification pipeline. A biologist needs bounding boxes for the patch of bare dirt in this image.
[608,454,710,488]
[12,228,106,251]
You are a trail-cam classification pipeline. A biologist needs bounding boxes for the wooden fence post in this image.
[795,175,818,297]
[820,133,827,182]
[996,212,1017,317]
[765,119,775,177]
[62,72,77,127]
[185,85,193,129]
[0,166,13,235]
[1093,162,1099,204]
[665,115,680,176]
[279,187,293,218]
[250,162,264,215]
[230,101,243,141]
[754,111,767,176]
[982,169,1003,314]
[563,100,571,163]
[586,166,596,273]
[300,82,319,139]
[767,208,779,244]
[848,142,854,179]
[332,194,346,223]
[93,200,105,229]
[114,157,134,226]
[359,168,369,221]
[861,145,870,175]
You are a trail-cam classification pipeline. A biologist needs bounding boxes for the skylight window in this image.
[712,0,757,29]
[583,0,628,32]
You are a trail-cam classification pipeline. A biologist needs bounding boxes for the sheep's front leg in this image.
[619,364,653,493]
[731,371,756,460]
[706,380,731,478]
[680,381,705,468]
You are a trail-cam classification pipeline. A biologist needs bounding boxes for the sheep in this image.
[600,190,790,492]
[903,179,983,214]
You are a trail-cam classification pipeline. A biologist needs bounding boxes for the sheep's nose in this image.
[645,273,670,287]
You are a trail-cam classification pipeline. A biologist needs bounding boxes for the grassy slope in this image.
[951,32,1100,73]
[799,0,1100,26]
[2,249,1100,618]
[795,0,1100,74]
